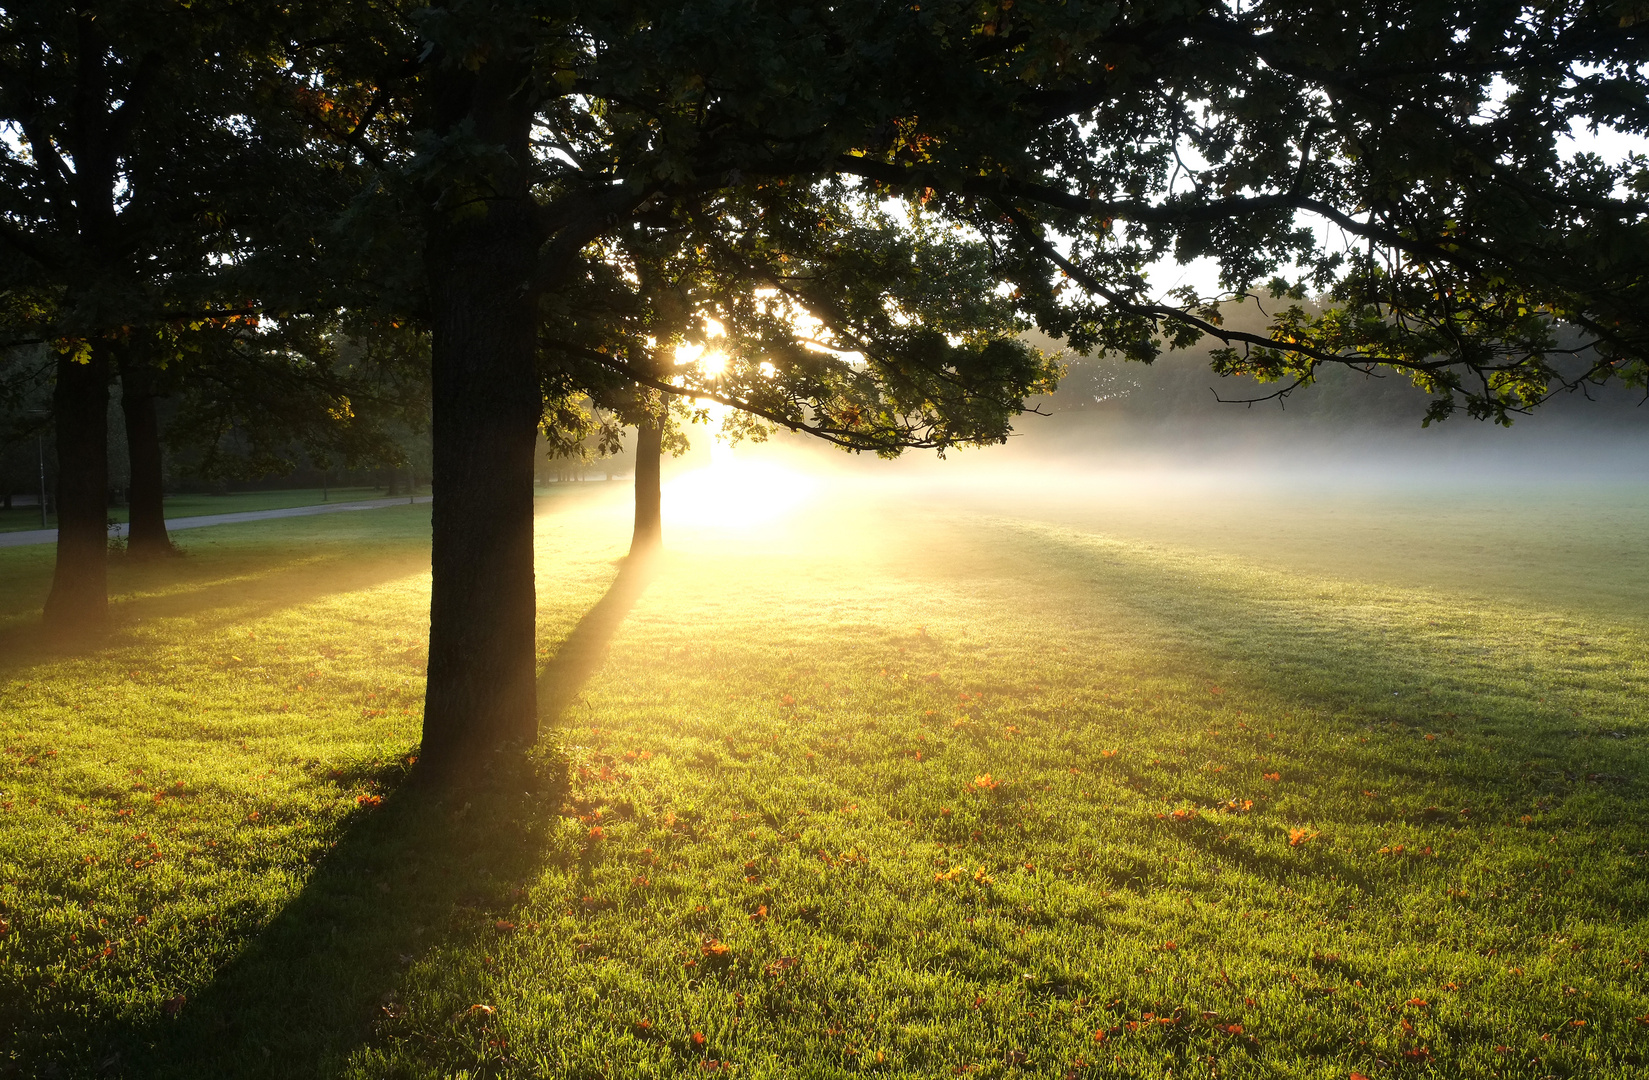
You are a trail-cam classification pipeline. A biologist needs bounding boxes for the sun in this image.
[698,350,728,379]
[673,341,728,379]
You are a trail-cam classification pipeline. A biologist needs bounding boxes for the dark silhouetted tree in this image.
[0,1,374,629]
[280,0,1643,772]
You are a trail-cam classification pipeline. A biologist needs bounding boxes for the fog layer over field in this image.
[633,343,1649,625]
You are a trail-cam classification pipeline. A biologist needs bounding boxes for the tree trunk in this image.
[418,58,543,772]
[631,420,663,554]
[120,360,171,558]
[43,343,110,637]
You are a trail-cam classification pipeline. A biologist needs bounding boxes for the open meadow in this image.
[2,460,1647,1079]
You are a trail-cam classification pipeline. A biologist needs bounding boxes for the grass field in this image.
[1,465,1646,1079]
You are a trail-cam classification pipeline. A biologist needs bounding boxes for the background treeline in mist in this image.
[1040,304,1649,452]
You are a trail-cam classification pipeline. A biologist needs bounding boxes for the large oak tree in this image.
[279,0,1644,773]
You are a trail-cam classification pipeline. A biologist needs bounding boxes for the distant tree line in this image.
[0,343,431,516]
[1046,308,1649,439]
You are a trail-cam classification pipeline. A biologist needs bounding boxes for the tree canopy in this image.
[0,1,430,607]
[545,189,1060,458]
[257,0,1648,768]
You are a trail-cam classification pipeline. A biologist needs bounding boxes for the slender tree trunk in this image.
[418,59,543,772]
[43,343,110,637]
[120,360,171,558]
[631,420,663,554]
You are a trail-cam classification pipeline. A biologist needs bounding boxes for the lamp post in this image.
[26,407,51,530]
[37,430,47,528]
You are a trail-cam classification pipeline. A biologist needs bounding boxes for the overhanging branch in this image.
[541,338,966,452]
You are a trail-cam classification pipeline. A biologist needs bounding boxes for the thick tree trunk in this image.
[422,243,541,765]
[631,420,664,554]
[120,361,171,558]
[43,343,110,637]
[418,60,543,772]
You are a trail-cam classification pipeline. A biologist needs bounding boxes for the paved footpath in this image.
[0,495,431,549]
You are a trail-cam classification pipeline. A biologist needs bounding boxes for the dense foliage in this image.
[302,0,1649,425]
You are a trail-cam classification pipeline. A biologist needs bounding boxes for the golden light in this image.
[698,350,728,379]
[673,340,728,379]
[663,453,818,532]
[662,398,817,532]
[660,315,815,534]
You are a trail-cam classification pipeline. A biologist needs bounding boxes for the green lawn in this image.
[0,487,406,534]
[1,473,1646,1078]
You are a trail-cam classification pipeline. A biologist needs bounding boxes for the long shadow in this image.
[998,520,1649,902]
[536,552,658,725]
[31,555,657,1079]
[72,760,567,1080]
[0,548,429,679]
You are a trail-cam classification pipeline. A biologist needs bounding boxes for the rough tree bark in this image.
[119,358,172,558]
[42,343,110,636]
[418,56,544,771]
[40,12,150,635]
[631,419,663,554]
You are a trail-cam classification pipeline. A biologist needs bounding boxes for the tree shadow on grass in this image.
[0,549,429,680]
[536,552,658,725]
[1000,520,1649,911]
[73,758,566,1080]
[34,555,658,1079]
